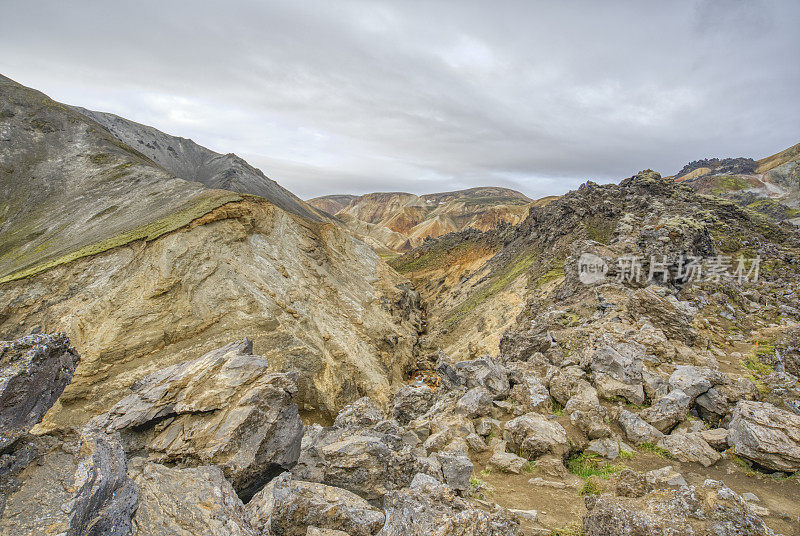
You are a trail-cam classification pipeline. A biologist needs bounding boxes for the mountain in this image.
[73,106,326,222]
[308,186,539,254]
[0,74,422,429]
[672,141,800,224]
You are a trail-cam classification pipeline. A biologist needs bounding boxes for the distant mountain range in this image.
[308,187,557,253]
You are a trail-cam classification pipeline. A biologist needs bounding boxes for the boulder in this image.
[639,390,691,433]
[548,366,589,405]
[100,339,304,501]
[434,451,473,491]
[589,339,645,405]
[727,400,800,472]
[293,429,419,500]
[503,413,568,460]
[392,385,435,425]
[376,474,520,536]
[489,451,528,474]
[335,397,385,429]
[584,482,773,536]
[264,473,385,536]
[499,323,551,362]
[668,365,718,401]
[455,387,493,418]
[618,409,663,445]
[0,424,137,536]
[644,466,686,487]
[657,433,721,467]
[585,438,634,460]
[130,461,256,536]
[0,333,79,451]
[454,357,510,397]
[510,375,551,413]
[627,286,697,346]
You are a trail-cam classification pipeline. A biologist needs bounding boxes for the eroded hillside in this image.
[309,187,543,254]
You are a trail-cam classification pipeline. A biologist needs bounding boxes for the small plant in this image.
[522,460,536,473]
[566,453,622,479]
[742,354,774,376]
[551,398,565,417]
[480,467,493,476]
[469,476,494,500]
[639,442,673,459]
[617,448,634,461]
[550,521,585,536]
[579,478,603,496]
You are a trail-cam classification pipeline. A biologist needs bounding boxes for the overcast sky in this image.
[2,1,798,199]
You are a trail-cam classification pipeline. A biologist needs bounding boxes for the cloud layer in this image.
[2,0,798,198]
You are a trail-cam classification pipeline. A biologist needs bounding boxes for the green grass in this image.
[617,448,635,461]
[551,399,565,417]
[549,522,585,536]
[0,193,241,283]
[710,175,751,196]
[566,453,622,479]
[522,461,536,474]
[579,478,603,496]
[536,266,565,287]
[468,476,494,500]
[639,442,673,459]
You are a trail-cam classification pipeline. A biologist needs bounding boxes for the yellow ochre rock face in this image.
[0,198,422,430]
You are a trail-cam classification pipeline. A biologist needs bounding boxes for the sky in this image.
[1,0,799,200]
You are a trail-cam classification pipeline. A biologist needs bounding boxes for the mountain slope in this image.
[0,75,423,428]
[672,141,800,224]
[74,107,326,221]
[0,74,241,282]
[309,186,535,254]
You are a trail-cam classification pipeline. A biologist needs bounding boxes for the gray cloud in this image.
[1,0,798,199]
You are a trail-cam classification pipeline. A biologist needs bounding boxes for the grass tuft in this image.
[566,453,622,479]
[639,442,673,459]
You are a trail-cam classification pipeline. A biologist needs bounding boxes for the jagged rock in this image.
[392,385,435,425]
[565,384,610,439]
[0,333,79,452]
[584,482,773,536]
[489,451,528,474]
[435,451,473,491]
[639,390,691,433]
[657,433,721,467]
[100,339,303,501]
[698,428,729,450]
[585,438,634,460]
[668,365,718,401]
[727,400,800,472]
[293,419,420,500]
[254,473,386,536]
[642,369,669,400]
[454,357,510,397]
[377,474,520,536]
[618,409,664,445]
[130,460,256,536]
[694,376,758,421]
[465,433,488,453]
[589,339,645,405]
[644,466,687,487]
[499,323,551,362]
[475,417,502,437]
[504,413,568,459]
[0,425,137,536]
[614,469,650,498]
[456,386,493,418]
[548,366,590,406]
[335,398,385,429]
[509,374,550,413]
[628,286,697,346]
